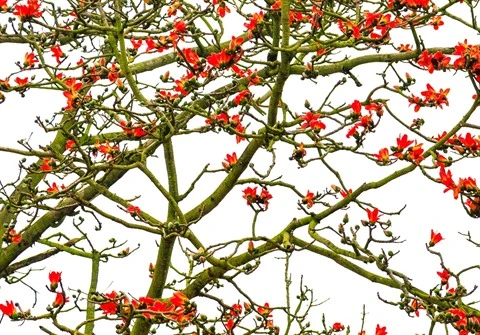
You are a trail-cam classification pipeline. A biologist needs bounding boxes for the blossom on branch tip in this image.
[332,322,345,331]
[222,152,238,171]
[127,205,141,215]
[437,269,451,289]
[429,230,443,246]
[52,292,69,307]
[302,190,315,208]
[375,324,387,335]
[49,271,62,290]
[365,207,381,224]
[0,301,20,319]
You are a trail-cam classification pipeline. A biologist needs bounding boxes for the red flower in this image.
[225,318,236,331]
[429,16,444,30]
[170,291,189,307]
[46,182,64,193]
[130,38,142,50]
[94,140,119,159]
[303,190,314,208]
[51,45,65,64]
[23,52,38,68]
[410,300,425,317]
[5,229,22,244]
[40,158,55,172]
[65,139,76,151]
[233,90,251,106]
[429,230,443,246]
[350,100,362,115]
[222,152,238,171]
[0,301,20,319]
[438,167,460,199]
[14,77,29,86]
[207,50,234,69]
[366,207,380,223]
[375,324,388,335]
[339,189,352,198]
[127,205,141,215]
[437,269,451,289]
[244,12,264,39]
[49,271,62,290]
[300,111,326,132]
[0,0,7,11]
[52,292,69,307]
[373,148,390,164]
[257,302,271,317]
[100,291,118,315]
[395,134,414,151]
[258,188,273,209]
[242,187,257,206]
[230,303,242,317]
[406,143,424,165]
[213,0,230,17]
[13,0,42,20]
[332,322,345,331]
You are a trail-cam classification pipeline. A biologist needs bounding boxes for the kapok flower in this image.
[222,152,238,171]
[375,324,388,335]
[52,292,69,307]
[14,77,29,86]
[410,299,425,317]
[49,271,62,290]
[373,148,390,164]
[0,301,20,319]
[65,139,76,151]
[51,45,65,64]
[302,190,315,208]
[300,111,326,132]
[170,291,189,308]
[40,158,55,172]
[127,205,141,215]
[429,230,443,246]
[257,302,271,317]
[437,269,451,289]
[13,0,42,21]
[242,187,257,206]
[339,189,352,198]
[366,207,381,224]
[94,141,119,159]
[100,291,118,315]
[332,322,345,331]
[3,229,22,244]
[47,182,65,193]
[23,52,38,68]
[258,188,273,209]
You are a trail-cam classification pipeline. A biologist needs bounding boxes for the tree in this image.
[0,0,480,334]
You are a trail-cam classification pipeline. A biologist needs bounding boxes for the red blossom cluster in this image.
[242,187,273,210]
[13,0,42,21]
[372,134,424,165]
[438,167,480,216]
[206,112,246,144]
[346,100,384,140]
[300,111,326,132]
[2,228,22,244]
[99,291,196,325]
[408,83,450,112]
[94,140,119,160]
[417,51,451,74]
[453,40,480,82]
